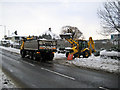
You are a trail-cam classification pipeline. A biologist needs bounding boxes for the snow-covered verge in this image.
[100,50,120,58]
[54,52,66,59]
[54,52,119,74]
[0,69,16,89]
[0,46,20,54]
[67,55,120,74]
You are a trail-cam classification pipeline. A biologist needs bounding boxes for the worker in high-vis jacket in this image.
[88,37,96,55]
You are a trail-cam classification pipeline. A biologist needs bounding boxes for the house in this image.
[1,35,26,48]
[111,34,120,45]
[1,36,12,47]
[94,39,112,50]
[10,35,27,49]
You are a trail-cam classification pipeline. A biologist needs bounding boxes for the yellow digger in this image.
[60,34,96,58]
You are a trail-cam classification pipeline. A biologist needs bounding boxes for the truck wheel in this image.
[20,50,26,58]
[29,52,33,60]
[49,53,54,61]
[33,52,38,61]
[83,50,90,58]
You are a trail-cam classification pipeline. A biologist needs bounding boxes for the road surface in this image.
[0,48,119,89]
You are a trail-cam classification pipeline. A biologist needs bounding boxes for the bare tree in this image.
[98,0,120,36]
[61,25,84,39]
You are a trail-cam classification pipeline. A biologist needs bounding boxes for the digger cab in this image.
[77,40,88,50]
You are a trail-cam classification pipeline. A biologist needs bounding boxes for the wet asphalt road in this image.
[0,49,119,89]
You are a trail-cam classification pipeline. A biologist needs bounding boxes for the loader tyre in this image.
[29,51,33,60]
[20,50,26,58]
[83,50,90,58]
[33,52,38,61]
[66,52,69,57]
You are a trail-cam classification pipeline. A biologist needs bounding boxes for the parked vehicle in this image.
[1,39,10,47]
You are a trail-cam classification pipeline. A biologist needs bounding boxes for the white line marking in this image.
[41,67,75,80]
[22,61,35,66]
[99,86,109,90]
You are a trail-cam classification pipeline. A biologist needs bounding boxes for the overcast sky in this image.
[0,0,108,40]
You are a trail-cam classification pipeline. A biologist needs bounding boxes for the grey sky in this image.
[0,0,107,40]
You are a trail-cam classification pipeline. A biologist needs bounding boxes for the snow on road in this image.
[0,46,17,88]
[0,69,16,89]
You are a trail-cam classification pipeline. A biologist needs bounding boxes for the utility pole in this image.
[8,30,10,37]
[0,25,7,37]
[4,25,6,37]
[118,1,120,50]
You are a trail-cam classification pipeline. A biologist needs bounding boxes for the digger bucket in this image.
[59,34,72,39]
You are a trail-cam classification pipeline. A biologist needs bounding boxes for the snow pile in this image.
[0,46,20,54]
[41,30,60,39]
[54,52,66,59]
[100,50,120,57]
[0,69,16,89]
[68,55,119,73]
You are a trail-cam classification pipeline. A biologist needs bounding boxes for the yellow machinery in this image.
[60,34,96,58]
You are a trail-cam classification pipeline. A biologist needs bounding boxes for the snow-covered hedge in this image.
[100,50,120,59]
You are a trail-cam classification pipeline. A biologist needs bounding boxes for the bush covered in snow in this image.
[100,50,120,59]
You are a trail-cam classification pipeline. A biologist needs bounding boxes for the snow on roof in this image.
[38,38,47,40]
[41,29,60,39]
[12,35,27,37]
[38,38,56,41]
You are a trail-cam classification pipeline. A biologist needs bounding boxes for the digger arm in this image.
[66,39,74,44]
[66,39,79,55]
[72,39,79,46]
[66,39,79,46]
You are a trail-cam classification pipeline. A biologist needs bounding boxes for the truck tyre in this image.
[83,50,90,58]
[20,50,26,58]
[33,52,38,61]
[29,51,33,60]
[49,53,54,61]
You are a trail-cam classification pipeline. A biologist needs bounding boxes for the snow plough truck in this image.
[59,34,96,59]
[20,36,57,61]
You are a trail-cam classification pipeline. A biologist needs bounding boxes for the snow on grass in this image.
[67,55,120,73]
[100,50,120,57]
[0,46,20,54]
